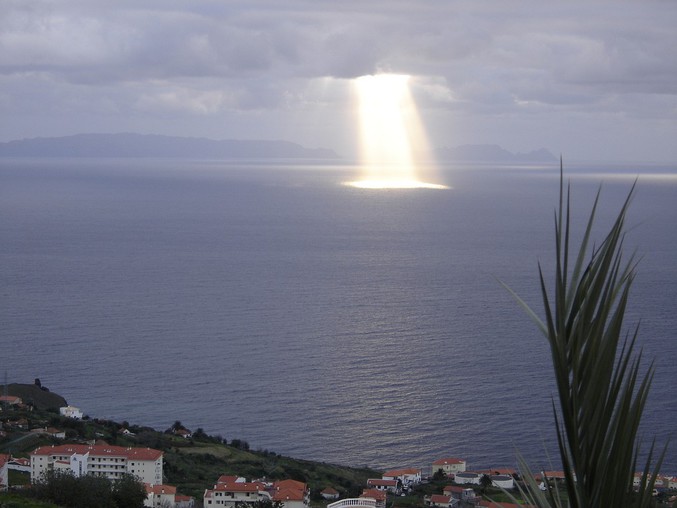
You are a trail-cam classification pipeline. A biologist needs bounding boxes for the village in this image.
[2,392,677,508]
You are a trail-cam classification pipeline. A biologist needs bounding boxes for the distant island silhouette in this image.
[0,133,557,163]
[0,133,340,160]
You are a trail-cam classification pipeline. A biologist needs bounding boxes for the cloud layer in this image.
[2,0,676,161]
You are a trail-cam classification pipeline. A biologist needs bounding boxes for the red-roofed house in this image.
[443,485,477,503]
[203,480,271,507]
[426,494,457,508]
[0,395,22,406]
[203,477,309,508]
[30,444,163,484]
[367,478,400,494]
[144,483,176,507]
[271,479,310,508]
[382,468,421,487]
[432,458,466,476]
[321,487,340,500]
[175,494,196,508]
[361,489,386,508]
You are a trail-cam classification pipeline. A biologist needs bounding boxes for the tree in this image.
[480,474,493,493]
[505,166,666,507]
[29,470,146,508]
[112,473,147,508]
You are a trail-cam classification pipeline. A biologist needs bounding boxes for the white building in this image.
[382,468,422,487]
[432,458,466,476]
[203,477,309,508]
[59,406,83,419]
[30,444,163,484]
[203,480,271,507]
[367,479,399,493]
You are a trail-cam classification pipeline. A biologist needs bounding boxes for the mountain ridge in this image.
[0,133,557,163]
[0,133,340,160]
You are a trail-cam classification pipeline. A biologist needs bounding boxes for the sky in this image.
[2,0,676,163]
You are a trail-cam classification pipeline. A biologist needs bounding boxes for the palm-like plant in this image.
[505,164,665,507]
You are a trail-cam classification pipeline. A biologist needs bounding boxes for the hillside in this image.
[0,390,379,502]
[6,383,67,411]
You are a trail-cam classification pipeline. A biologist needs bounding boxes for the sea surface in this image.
[1,158,676,473]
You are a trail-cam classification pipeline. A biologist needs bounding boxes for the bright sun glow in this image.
[345,74,448,190]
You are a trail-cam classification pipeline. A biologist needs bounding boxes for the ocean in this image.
[1,158,675,473]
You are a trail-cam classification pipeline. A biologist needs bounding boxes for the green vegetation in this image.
[505,166,666,507]
[26,471,146,508]
[0,492,61,508]
[1,403,379,504]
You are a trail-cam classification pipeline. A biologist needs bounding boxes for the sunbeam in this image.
[345,74,448,190]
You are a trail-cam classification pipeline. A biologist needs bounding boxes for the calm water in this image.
[1,159,675,473]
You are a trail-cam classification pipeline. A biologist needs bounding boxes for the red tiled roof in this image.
[443,485,468,494]
[212,481,266,493]
[367,479,398,486]
[217,475,241,484]
[430,494,452,504]
[274,479,307,491]
[321,487,339,495]
[145,484,177,495]
[361,489,387,501]
[31,444,162,461]
[273,487,305,501]
[433,458,465,465]
[0,454,9,467]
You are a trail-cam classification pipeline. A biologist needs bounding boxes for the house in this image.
[203,480,269,507]
[443,485,476,503]
[0,395,22,406]
[175,494,196,507]
[321,487,340,500]
[145,484,177,507]
[203,477,309,508]
[0,454,9,491]
[432,458,466,476]
[271,479,310,508]
[426,494,458,508]
[367,478,399,493]
[8,457,31,473]
[360,488,386,508]
[174,428,192,439]
[30,444,163,484]
[382,468,422,487]
[144,483,194,507]
[59,405,83,419]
